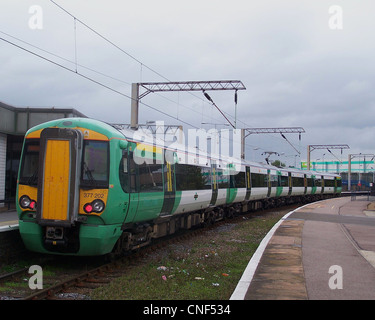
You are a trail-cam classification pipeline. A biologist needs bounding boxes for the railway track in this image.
[0,205,298,300]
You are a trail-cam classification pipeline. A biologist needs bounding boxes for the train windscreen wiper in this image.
[83,162,97,187]
[27,168,38,186]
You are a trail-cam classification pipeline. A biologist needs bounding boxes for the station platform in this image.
[231,197,375,300]
[0,209,18,232]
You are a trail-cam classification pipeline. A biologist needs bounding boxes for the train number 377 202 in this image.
[83,192,105,199]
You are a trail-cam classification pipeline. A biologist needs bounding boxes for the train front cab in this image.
[17,124,122,256]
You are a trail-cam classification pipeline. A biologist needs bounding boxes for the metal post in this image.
[131,83,139,129]
[241,128,245,159]
[307,145,311,171]
[348,154,351,191]
[178,125,184,144]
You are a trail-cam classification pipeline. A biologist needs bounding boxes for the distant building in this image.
[301,159,375,191]
[0,101,86,207]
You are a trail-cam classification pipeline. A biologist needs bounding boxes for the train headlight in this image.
[19,195,37,210]
[92,199,105,213]
[20,195,31,208]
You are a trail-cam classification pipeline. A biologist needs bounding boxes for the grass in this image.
[90,210,286,300]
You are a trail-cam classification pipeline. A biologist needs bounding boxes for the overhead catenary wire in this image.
[50,0,170,83]
[0,31,241,141]
[50,0,240,128]
[0,35,198,129]
[0,31,306,163]
[3,2,311,162]
[49,0,311,160]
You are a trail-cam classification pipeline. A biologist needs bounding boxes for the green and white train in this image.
[16,118,341,256]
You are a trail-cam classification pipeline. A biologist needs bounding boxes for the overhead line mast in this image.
[307,144,350,171]
[241,127,305,160]
[131,80,246,129]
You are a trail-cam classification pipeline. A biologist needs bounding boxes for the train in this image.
[16,118,342,256]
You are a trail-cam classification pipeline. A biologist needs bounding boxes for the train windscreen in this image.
[19,139,40,186]
[81,140,109,188]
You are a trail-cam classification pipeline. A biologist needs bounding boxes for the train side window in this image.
[128,151,138,192]
[175,164,207,191]
[217,169,229,189]
[270,174,278,187]
[119,150,129,193]
[202,167,212,190]
[315,177,321,187]
[119,150,139,193]
[232,171,246,188]
[292,176,304,187]
[251,172,267,188]
[336,178,342,187]
[325,179,335,187]
[139,163,163,192]
[280,175,289,187]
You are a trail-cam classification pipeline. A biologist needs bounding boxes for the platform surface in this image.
[231,197,375,300]
[0,210,18,232]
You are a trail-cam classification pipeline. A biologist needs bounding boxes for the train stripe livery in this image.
[16,118,342,256]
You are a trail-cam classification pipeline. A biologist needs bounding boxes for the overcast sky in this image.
[1,0,374,165]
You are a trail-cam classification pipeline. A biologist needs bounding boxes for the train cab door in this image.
[37,128,82,227]
[120,148,139,224]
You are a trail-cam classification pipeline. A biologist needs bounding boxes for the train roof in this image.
[25,118,340,178]
[25,117,123,139]
[115,124,340,177]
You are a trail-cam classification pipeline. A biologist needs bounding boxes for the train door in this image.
[335,177,342,194]
[120,148,139,224]
[276,171,283,197]
[245,166,251,200]
[160,160,176,215]
[37,128,82,226]
[311,175,317,194]
[210,164,218,206]
[288,172,292,196]
[267,170,271,197]
[268,169,278,197]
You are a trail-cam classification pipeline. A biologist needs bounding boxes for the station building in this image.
[301,159,375,191]
[0,101,86,208]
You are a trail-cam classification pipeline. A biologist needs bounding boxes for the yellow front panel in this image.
[79,189,108,215]
[42,140,70,221]
[18,184,38,211]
